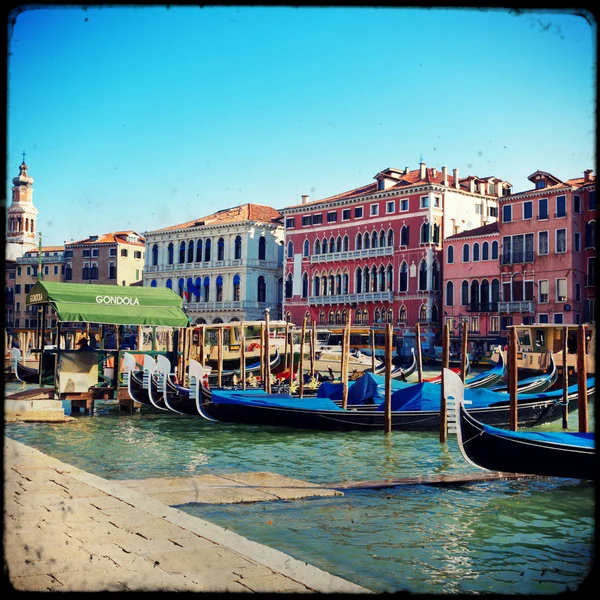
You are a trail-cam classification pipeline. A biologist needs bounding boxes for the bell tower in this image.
[6,152,38,256]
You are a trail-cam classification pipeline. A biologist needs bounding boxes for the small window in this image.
[109,248,117,257]
[523,201,532,220]
[420,196,429,208]
[538,198,548,219]
[302,215,312,226]
[573,195,581,214]
[327,212,337,223]
[386,201,395,214]
[91,249,99,258]
[502,205,512,223]
[354,207,363,219]
[553,313,564,324]
[556,195,566,218]
[574,232,581,252]
[556,229,567,253]
[538,231,549,255]
[433,197,440,207]
[538,313,549,323]
[400,199,409,211]
[370,204,379,216]
[539,280,549,303]
[313,214,323,225]
[556,278,567,302]
[286,217,295,228]
[447,245,454,264]
[342,209,351,221]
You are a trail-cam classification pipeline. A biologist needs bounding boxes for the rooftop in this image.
[445,221,500,240]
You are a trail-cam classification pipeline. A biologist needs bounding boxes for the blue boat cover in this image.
[210,390,344,411]
[481,425,595,448]
[464,358,505,385]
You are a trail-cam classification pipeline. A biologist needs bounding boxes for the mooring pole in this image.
[440,322,450,443]
[240,322,246,390]
[562,327,569,429]
[509,327,518,431]
[310,321,316,377]
[264,309,271,393]
[217,327,223,388]
[341,310,352,409]
[384,323,393,434]
[577,325,589,433]
[371,328,376,373]
[460,320,468,382]
[299,317,307,398]
[415,323,423,383]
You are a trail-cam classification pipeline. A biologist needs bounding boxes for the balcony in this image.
[184,300,267,312]
[310,246,394,264]
[307,291,394,306]
[498,301,535,313]
[147,258,278,272]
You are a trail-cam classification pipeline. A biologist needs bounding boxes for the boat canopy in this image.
[25,281,190,327]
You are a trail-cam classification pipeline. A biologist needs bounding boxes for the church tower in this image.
[6,153,39,259]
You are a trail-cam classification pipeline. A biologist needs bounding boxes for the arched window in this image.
[303,239,310,257]
[335,273,342,295]
[329,273,335,295]
[233,274,241,301]
[257,275,266,302]
[166,279,173,289]
[152,244,158,266]
[419,304,427,321]
[213,317,223,324]
[481,279,490,311]
[179,241,186,263]
[335,310,342,325]
[151,279,157,287]
[258,237,266,260]
[371,266,377,292]
[446,281,454,306]
[314,239,321,254]
[356,267,363,294]
[302,273,308,298]
[322,274,328,296]
[399,261,408,292]
[196,239,203,262]
[342,309,348,324]
[482,241,489,261]
[470,280,479,311]
[364,232,370,249]
[586,221,596,248]
[379,230,386,248]
[387,229,394,247]
[356,233,362,250]
[419,259,428,291]
[371,231,378,248]
[217,237,225,261]
[90,263,98,280]
[195,276,201,301]
[319,310,326,326]
[216,275,223,301]
[400,225,409,247]
[420,222,430,244]
[491,240,499,260]
[386,265,393,291]
[374,307,381,323]
[287,240,294,259]
[285,273,293,299]
[204,239,211,262]
[186,277,194,300]
[378,266,385,291]
[433,223,440,244]
[354,309,361,325]
[328,310,335,325]
[399,305,407,323]
[461,280,469,305]
[313,275,321,296]
[364,267,370,293]
[167,243,174,265]
[329,237,335,253]
[343,271,349,294]
[178,278,185,298]
[431,304,439,324]
[432,259,440,291]
[473,242,480,262]
[187,240,194,263]
[447,245,454,264]
[362,308,369,325]
[343,235,349,252]
[322,238,328,254]
[203,276,210,302]
[82,263,89,280]
[234,236,242,259]
[336,236,342,252]
[462,243,470,262]
[491,278,500,306]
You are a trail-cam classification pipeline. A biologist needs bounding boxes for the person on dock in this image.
[76,337,91,351]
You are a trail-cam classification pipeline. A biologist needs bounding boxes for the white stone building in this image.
[143,204,284,323]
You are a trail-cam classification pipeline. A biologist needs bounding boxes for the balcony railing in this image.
[498,301,535,313]
[184,300,267,311]
[466,302,499,313]
[307,291,394,306]
[147,258,278,272]
[310,246,394,264]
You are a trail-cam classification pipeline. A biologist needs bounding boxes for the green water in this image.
[4,381,595,594]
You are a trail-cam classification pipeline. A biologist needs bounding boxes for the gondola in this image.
[390,348,417,380]
[445,368,595,481]
[489,352,558,394]
[463,350,505,389]
[12,348,40,384]
[423,354,470,383]
[195,371,595,432]
[206,348,281,384]
[122,353,155,407]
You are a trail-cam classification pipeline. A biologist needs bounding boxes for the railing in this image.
[310,246,394,264]
[498,301,535,313]
[307,291,394,306]
[184,301,268,311]
[146,258,278,272]
[16,255,64,265]
[466,303,499,313]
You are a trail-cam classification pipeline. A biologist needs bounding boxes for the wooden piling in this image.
[240,322,246,390]
[384,323,393,434]
[460,320,468,382]
[259,323,265,385]
[341,310,352,409]
[415,323,423,383]
[264,311,271,393]
[284,322,290,376]
[198,325,205,367]
[299,317,307,398]
[217,327,223,388]
[562,328,569,429]
[508,327,518,431]
[371,328,376,373]
[577,325,589,432]
[440,322,450,443]
[310,321,316,377]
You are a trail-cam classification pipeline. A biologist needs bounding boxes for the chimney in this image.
[453,168,459,189]
[301,194,310,205]
[420,162,426,180]
[431,168,437,178]
[584,169,593,182]
[496,180,503,198]
[442,166,448,186]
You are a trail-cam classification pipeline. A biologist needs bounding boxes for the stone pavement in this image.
[3,437,371,593]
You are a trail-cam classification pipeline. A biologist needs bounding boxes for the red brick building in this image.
[281,163,510,357]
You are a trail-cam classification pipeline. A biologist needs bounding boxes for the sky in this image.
[5,5,597,248]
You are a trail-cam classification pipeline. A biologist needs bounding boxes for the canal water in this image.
[4,380,595,594]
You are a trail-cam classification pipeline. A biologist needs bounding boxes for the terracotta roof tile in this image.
[24,245,64,254]
[68,231,145,245]
[153,203,282,232]
[446,221,499,240]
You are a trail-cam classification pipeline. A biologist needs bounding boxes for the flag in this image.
[187,280,200,298]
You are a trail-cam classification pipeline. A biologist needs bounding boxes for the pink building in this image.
[281,162,510,356]
[443,222,502,353]
[497,169,596,328]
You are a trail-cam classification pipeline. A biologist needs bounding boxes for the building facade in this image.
[64,231,146,286]
[143,204,284,324]
[281,162,510,355]
[497,169,596,328]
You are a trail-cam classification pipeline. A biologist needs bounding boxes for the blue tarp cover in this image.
[481,425,595,448]
[210,390,344,411]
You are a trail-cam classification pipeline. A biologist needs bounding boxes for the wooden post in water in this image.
[384,323,393,434]
[460,320,468,382]
[371,328,376,373]
[440,322,450,443]
[198,325,205,367]
[284,322,290,379]
[508,327,518,431]
[259,323,265,385]
[240,323,246,390]
[299,317,307,398]
[577,325,589,433]
[264,309,271,393]
[415,323,423,383]
[341,310,352,409]
[217,327,223,388]
[562,328,569,429]
[310,321,316,377]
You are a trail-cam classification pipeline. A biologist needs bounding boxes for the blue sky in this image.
[6,6,596,247]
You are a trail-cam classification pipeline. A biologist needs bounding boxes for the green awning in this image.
[26,281,190,327]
